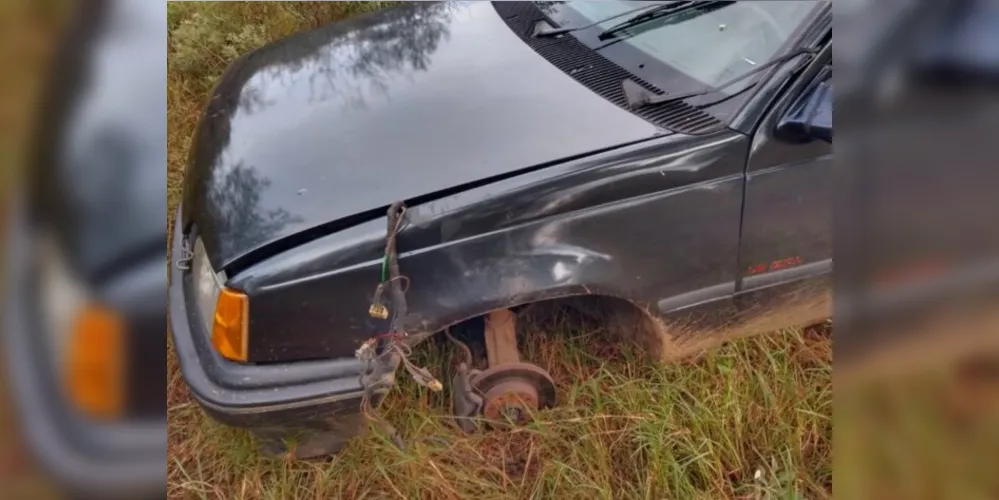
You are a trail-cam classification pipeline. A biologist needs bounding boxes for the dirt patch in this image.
[649,287,832,363]
[470,288,832,366]
[836,303,999,386]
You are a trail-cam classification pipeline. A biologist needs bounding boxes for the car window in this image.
[565,1,821,96]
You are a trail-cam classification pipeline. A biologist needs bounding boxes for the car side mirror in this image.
[776,77,832,144]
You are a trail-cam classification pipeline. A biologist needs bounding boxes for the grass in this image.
[168,316,832,500]
[166,3,831,499]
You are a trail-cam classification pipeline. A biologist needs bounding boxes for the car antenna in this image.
[532,2,679,38]
[621,46,820,109]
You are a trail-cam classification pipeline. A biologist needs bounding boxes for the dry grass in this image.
[1,0,70,192]
[168,314,832,500]
[166,3,832,499]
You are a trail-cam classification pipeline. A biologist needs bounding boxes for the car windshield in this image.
[556,1,821,96]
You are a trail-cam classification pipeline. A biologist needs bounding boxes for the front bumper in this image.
[168,207,372,457]
[3,201,164,499]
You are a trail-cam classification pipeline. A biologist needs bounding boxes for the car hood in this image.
[183,1,662,270]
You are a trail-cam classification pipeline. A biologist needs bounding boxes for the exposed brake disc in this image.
[452,362,556,432]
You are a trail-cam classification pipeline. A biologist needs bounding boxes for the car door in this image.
[736,40,832,318]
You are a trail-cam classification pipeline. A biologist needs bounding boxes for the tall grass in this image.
[169,318,831,500]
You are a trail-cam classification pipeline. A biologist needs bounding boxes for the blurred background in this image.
[835,0,999,498]
[0,0,996,498]
[1,0,165,498]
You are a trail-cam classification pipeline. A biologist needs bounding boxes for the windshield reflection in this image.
[563,1,820,95]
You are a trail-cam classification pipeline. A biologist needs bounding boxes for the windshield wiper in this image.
[621,46,821,109]
[596,1,731,41]
[533,2,682,38]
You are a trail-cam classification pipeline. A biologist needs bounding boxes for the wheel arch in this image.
[402,283,671,361]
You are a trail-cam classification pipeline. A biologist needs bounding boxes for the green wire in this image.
[381,254,388,282]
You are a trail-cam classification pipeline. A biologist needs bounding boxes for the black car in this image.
[169,0,832,458]
[4,0,166,497]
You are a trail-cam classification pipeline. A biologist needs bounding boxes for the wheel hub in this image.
[482,379,538,425]
[471,362,556,428]
[449,309,557,432]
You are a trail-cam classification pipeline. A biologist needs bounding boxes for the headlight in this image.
[192,238,222,337]
[38,234,124,419]
[191,237,249,362]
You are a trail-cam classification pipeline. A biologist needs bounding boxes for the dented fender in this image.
[228,128,828,363]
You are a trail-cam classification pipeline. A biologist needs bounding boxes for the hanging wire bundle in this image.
[356,201,443,449]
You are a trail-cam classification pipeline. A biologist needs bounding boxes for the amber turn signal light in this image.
[212,288,249,362]
[65,304,125,419]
